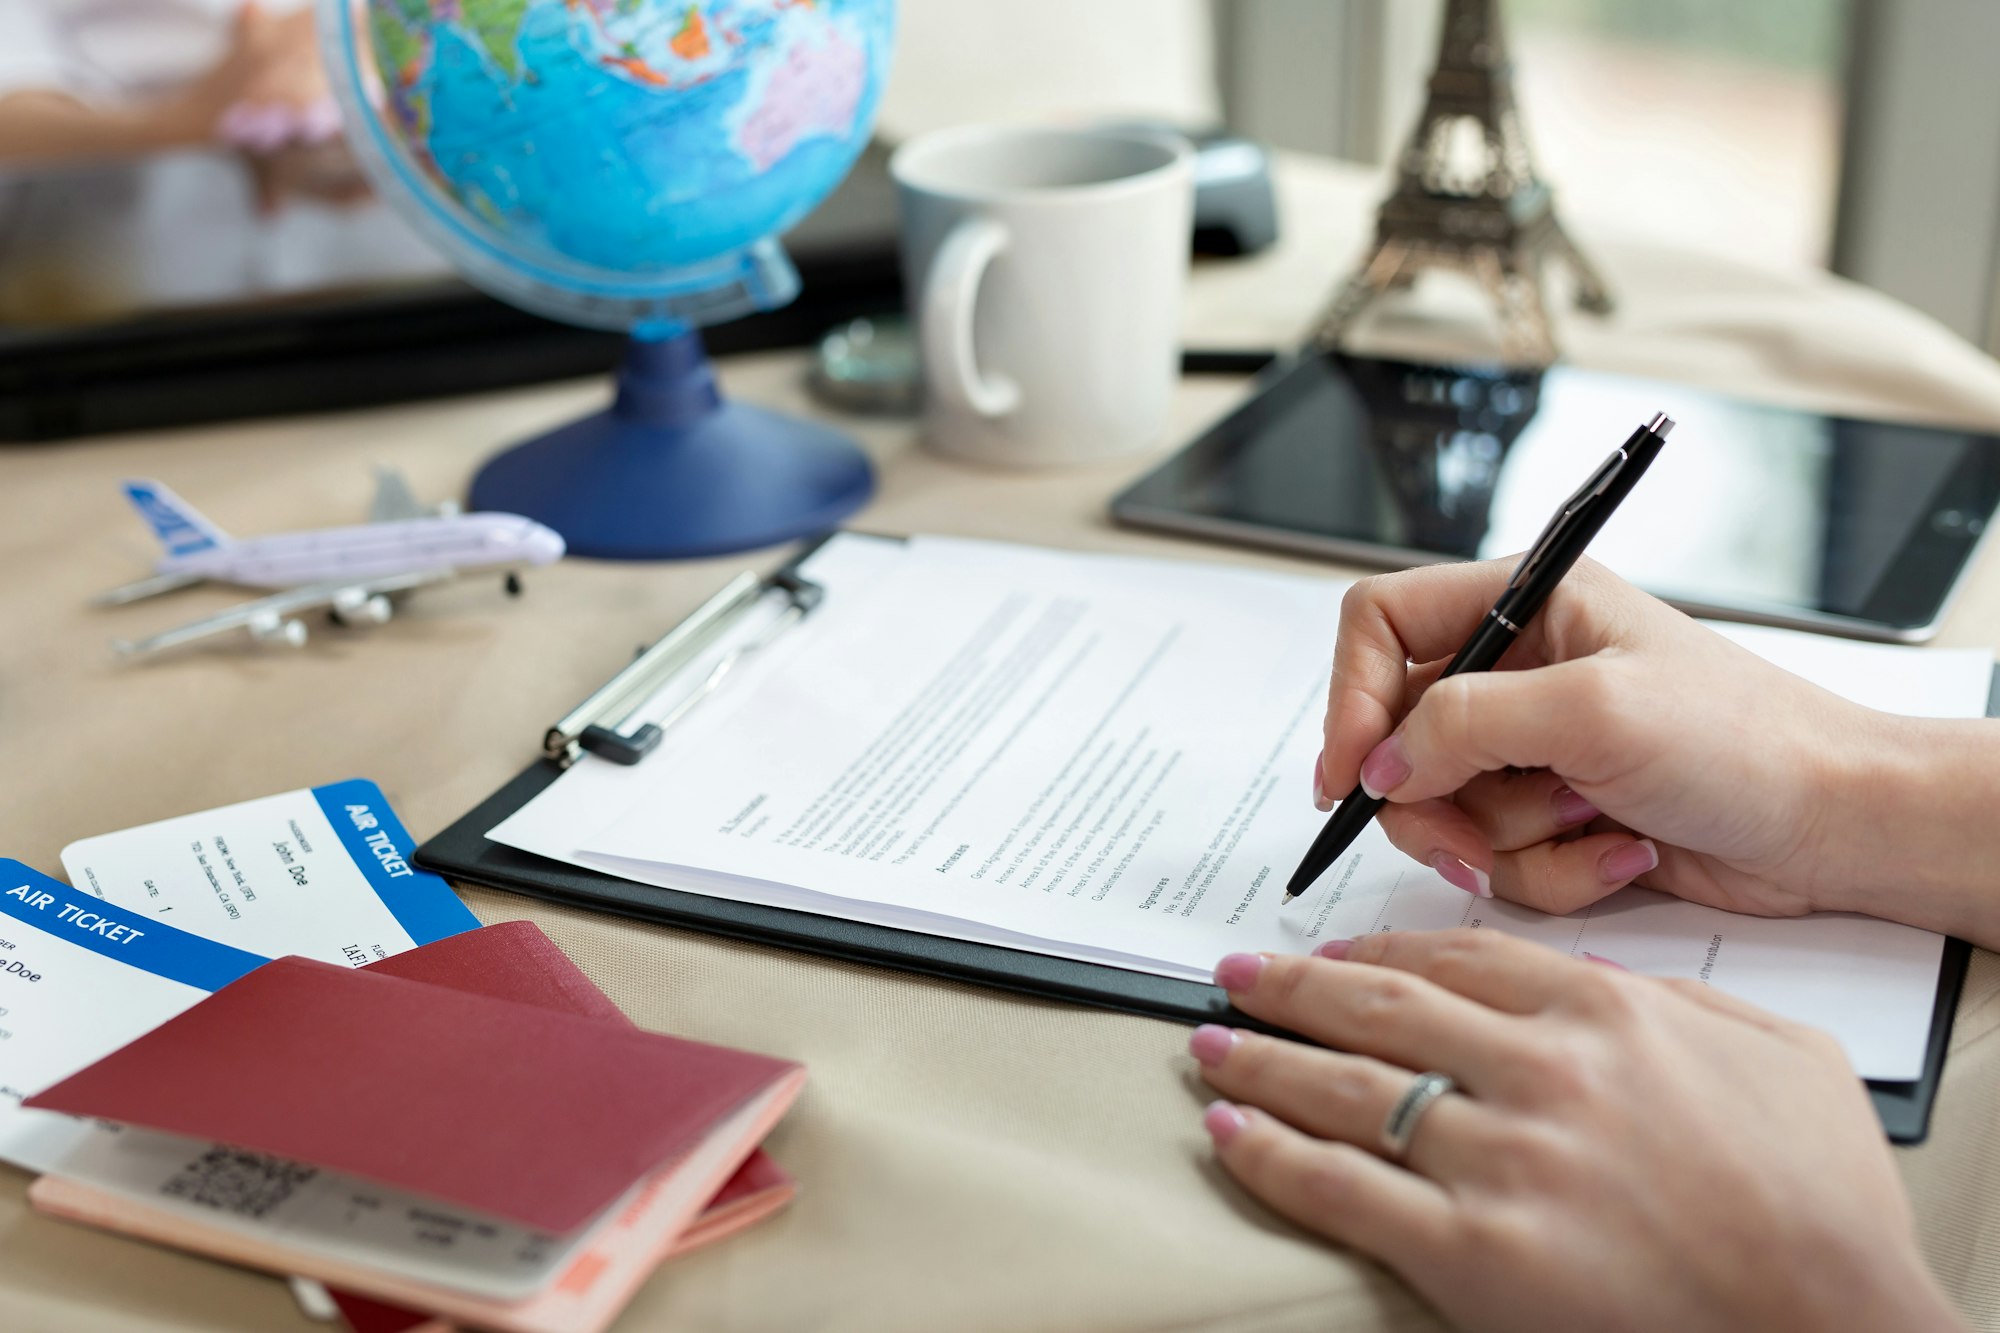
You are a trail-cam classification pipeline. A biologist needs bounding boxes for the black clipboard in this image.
[415,539,1986,1145]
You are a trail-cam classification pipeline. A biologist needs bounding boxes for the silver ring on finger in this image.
[1381,1070,1455,1160]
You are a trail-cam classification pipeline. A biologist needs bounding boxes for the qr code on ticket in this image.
[159,1146,319,1219]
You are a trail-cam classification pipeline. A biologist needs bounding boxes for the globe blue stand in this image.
[468,331,875,560]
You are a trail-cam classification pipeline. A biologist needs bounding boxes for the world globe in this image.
[325,0,896,330]
[318,0,898,561]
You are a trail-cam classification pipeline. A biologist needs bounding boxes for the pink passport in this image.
[26,949,803,1234]
[325,1153,797,1333]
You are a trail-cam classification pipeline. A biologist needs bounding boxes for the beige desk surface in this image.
[6,158,2000,1332]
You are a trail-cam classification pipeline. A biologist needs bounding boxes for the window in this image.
[1505,0,1849,271]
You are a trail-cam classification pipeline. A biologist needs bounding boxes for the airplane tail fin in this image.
[122,481,232,558]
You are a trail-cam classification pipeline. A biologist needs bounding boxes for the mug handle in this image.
[920,217,1021,418]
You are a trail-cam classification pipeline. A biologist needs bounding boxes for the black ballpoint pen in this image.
[1282,412,1676,905]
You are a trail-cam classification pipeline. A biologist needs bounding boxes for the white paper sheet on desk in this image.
[491,534,1994,1081]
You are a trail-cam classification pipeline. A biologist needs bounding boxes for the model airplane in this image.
[100,470,566,658]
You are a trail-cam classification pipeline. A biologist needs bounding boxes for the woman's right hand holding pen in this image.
[1317,557,2000,952]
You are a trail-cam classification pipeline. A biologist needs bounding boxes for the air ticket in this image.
[61,779,476,968]
[0,861,268,1171]
[0,863,619,1301]
[0,779,475,1172]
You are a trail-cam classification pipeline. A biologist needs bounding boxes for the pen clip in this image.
[1507,445,1629,590]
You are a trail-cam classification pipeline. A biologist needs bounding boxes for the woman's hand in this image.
[167,5,343,152]
[240,139,371,211]
[0,5,344,168]
[1317,557,1903,921]
[1194,933,1962,1333]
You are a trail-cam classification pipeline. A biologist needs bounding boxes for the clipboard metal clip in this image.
[544,569,824,768]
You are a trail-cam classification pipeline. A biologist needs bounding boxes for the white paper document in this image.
[492,535,1995,1081]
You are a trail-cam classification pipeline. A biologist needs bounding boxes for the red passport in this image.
[327,924,797,1332]
[26,947,804,1235]
[325,1153,797,1333]
[32,922,799,1333]
[363,920,632,1025]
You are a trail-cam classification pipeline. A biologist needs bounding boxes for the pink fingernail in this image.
[1314,938,1353,960]
[217,102,260,144]
[1213,952,1267,992]
[1552,785,1599,827]
[1189,1024,1238,1067]
[1600,838,1659,884]
[1430,852,1493,898]
[241,105,290,151]
[1312,749,1331,812]
[1203,1100,1247,1147]
[1581,952,1628,970]
[1358,736,1411,799]
[299,97,343,143]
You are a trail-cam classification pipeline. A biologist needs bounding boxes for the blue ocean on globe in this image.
[348,0,893,282]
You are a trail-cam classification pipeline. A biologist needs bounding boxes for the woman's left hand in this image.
[1193,932,1962,1333]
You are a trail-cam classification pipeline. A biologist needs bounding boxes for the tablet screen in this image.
[1114,355,2000,638]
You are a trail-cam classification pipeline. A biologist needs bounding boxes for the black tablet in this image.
[1112,353,2000,641]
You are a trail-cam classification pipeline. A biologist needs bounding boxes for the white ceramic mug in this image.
[891,125,1195,467]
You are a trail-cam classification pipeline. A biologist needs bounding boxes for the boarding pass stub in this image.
[0,862,265,1171]
[61,778,476,968]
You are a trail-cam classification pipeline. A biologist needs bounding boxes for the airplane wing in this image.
[93,570,208,606]
[112,569,455,659]
[368,467,429,523]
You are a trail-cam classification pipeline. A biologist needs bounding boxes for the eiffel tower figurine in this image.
[1313,0,1612,363]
